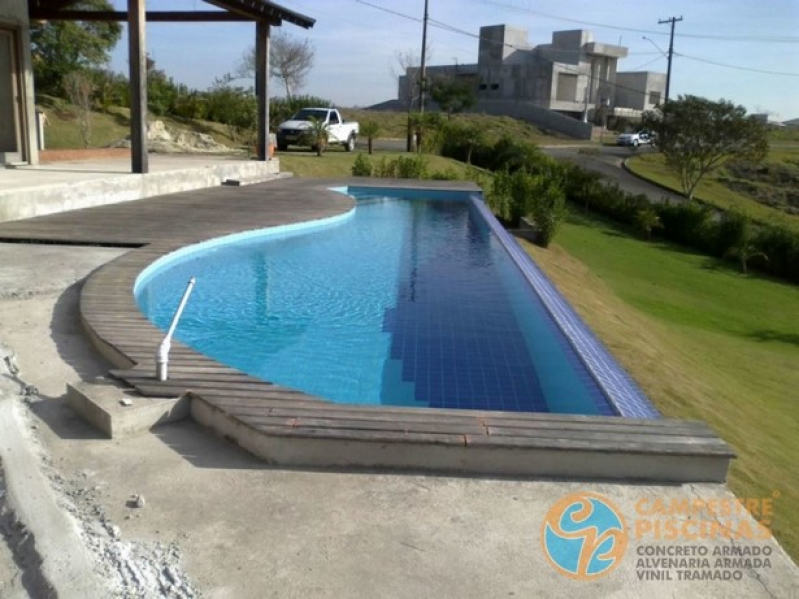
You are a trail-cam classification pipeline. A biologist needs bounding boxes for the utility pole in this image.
[658,15,683,104]
[419,0,429,114]
[417,0,430,153]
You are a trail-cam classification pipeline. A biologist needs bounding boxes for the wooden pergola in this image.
[27,0,315,174]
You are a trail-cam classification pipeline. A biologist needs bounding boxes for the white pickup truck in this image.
[276,108,359,152]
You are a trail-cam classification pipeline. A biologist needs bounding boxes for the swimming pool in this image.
[135,186,658,418]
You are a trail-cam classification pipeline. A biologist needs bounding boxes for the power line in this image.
[625,56,665,72]
[679,53,799,77]
[475,0,799,43]
[352,0,799,100]
[353,0,421,23]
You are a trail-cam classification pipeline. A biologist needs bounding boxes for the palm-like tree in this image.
[461,123,486,165]
[303,117,329,156]
[635,207,663,241]
[359,120,380,155]
[726,215,767,274]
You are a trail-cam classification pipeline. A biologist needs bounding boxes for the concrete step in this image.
[67,378,189,439]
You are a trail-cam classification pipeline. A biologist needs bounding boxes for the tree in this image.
[238,31,314,100]
[62,71,95,147]
[302,117,329,156]
[359,120,381,155]
[30,0,122,98]
[724,212,767,274]
[642,95,769,201]
[444,121,485,164]
[391,47,432,152]
[634,206,663,241]
[90,68,129,112]
[146,55,180,116]
[429,76,475,119]
[205,78,257,144]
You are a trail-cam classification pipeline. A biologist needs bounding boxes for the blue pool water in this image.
[136,189,630,416]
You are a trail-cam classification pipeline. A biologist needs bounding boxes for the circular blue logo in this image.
[542,492,628,580]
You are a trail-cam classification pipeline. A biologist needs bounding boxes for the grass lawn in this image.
[341,108,584,147]
[278,148,480,179]
[41,101,247,151]
[626,152,799,231]
[523,209,799,562]
[41,100,582,153]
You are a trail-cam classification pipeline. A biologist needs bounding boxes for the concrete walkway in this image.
[0,229,797,597]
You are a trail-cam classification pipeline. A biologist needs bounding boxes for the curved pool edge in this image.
[77,176,733,483]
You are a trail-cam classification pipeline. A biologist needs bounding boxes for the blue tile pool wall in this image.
[467,195,660,419]
[379,199,550,412]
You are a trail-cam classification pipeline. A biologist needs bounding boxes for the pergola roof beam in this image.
[29,10,276,23]
[28,0,314,28]
[204,0,314,28]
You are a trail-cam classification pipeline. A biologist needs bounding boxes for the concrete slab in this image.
[0,346,104,599]
[0,464,25,599]
[0,243,795,598]
[0,154,281,222]
[0,243,126,300]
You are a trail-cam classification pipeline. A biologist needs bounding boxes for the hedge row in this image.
[441,132,799,283]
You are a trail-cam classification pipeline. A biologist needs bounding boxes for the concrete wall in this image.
[0,159,281,223]
[616,71,666,112]
[476,99,593,139]
[478,25,529,67]
[398,64,478,107]
[0,0,38,166]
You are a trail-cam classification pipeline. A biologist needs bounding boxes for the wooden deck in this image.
[0,177,735,481]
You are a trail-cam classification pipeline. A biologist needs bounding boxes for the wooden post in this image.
[255,20,270,161]
[128,0,148,173]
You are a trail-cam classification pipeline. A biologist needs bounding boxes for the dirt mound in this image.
[109,120,234,154]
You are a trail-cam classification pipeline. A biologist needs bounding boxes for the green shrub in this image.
[395,155,428,179]
[754,225,799,283]
[373,156,397,178]
[351,153,372,177]
[489,168,537,228]
[656,201,716,252]
[530,177,567,248]
[429,167,460,181]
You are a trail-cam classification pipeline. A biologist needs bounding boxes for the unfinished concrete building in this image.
[399,24,666,138]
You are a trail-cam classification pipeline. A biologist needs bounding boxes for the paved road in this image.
[542,145,686,204]
[348,138,686,205]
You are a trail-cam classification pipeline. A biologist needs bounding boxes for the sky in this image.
[108,0,799,120]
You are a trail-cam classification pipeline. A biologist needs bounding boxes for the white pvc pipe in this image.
[156,277,196,381]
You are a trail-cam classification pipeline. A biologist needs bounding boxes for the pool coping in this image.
[76,177,734,483]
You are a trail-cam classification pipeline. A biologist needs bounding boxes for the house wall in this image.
[476,99,593,139]
[0,0,38,165]
[398,64,478,108]
[616,71,666,111]
[396,22,663,137]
